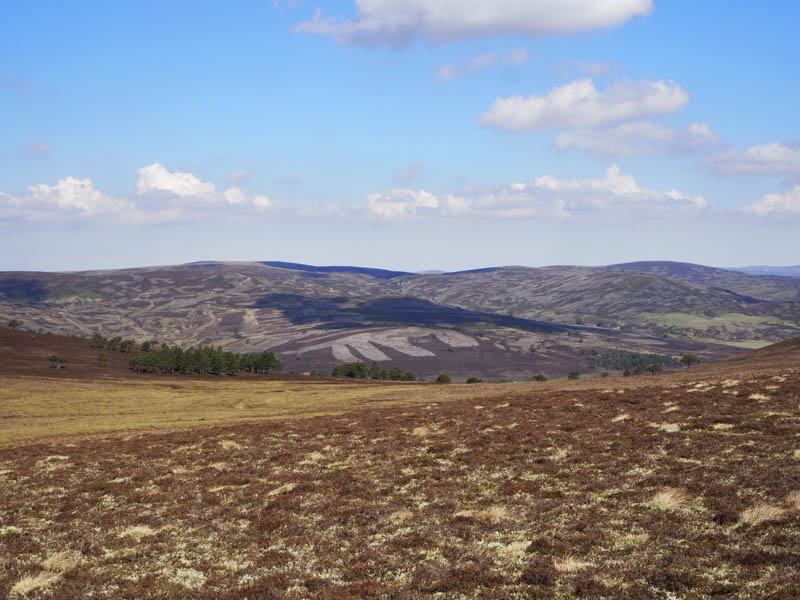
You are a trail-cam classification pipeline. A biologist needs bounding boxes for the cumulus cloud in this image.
[136,163,217,199]
[437,48,528,81]
[744,185,800,215]
[364,189,438,219]
[1,163,281,224]
[25,141,53,154]
[0,176,178,224]
[554,121,720,157]
[294,0,653,47]
[699,143,800,176]
[479,79,689,132]
[359,165,707,221]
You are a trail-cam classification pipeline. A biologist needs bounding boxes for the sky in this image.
[1,0,799,272]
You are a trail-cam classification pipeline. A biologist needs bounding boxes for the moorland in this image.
[1,327,799,598]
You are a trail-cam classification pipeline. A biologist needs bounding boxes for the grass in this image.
[0,376,527,447]
[1,364,799,597]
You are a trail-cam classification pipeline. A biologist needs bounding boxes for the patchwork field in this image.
[1,335,799,598]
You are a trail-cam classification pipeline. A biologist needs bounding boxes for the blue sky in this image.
[1,0,799,271]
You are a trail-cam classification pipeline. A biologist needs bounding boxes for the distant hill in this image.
[4,259,800,379]
[732,265,800,277]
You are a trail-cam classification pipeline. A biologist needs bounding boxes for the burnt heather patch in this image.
[1,369,799,598]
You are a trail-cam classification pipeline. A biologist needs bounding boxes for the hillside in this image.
[1,334,799,597]
[4,259,800,380]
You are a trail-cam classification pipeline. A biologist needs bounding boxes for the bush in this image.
[567,371,580,380]
[466,377,483,383]
[48,355,69,369]
[532,374,548,382]
[436,373,451,384]
[7,319,21,329]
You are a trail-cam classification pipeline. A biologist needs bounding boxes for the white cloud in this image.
[25,141,53,154]
[744,185,800,215]
[1,163,283,224]
[364,189,438,219]
[295,0,652,47]
[699,143,800,176]
[479,79,689,132]
[0,176,179,224]
[554,121,720,157]
[359,165,706,221]
[136,163,217,198]
[437,63,457,81]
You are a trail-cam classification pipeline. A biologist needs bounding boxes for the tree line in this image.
[129,345,281,375]
[331,361,417,381]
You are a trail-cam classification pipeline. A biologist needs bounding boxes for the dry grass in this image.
[738,503,786,526]
[10,572,60,595]
[41,550,81,572]
[553,556,593,573]
[785,490,800,511]
[611,413,630,422]
[650,487,691,510]
[748,393,771,401]
[454,505,510,523]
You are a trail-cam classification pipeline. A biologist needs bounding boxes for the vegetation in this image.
[129,346,281,376]
[681,353,699,369]
[331,361,416,381]
[588,349,678,371]
[436,373,451,383]
[47,355,68,368]
[466,376,483,383]
[532,374,548,382]
[7,319,20,328]
[567,371,580,380]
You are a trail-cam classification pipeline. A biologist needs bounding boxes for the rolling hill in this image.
[2,259,800,380]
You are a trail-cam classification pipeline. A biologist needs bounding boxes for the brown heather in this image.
[1,349,800,597]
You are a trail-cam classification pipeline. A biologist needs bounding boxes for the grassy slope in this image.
[1,354,799,598]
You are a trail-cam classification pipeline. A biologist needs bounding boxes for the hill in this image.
[4,259,800,380]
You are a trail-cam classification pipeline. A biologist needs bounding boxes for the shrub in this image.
[436,373,451,384]
[466,377,483,383]
[7,319,21,329]
[567,371,580,380]
[532,374,548,382]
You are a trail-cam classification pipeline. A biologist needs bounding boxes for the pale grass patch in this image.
[650,487,691,510]
[612,413,630,422]
[794,450,800,460]
[209,461,230,471]
[784,491,800,511]
[772,375,787,382]
[662,406,680,414]
[411,426,430,436]
[301,451,325,464]
[499,541,530,555]
[554,556,592,573]
[42,550,81,572]
[650,422,680,433]
[388,510,413,523]
[208,483,249,493]
[497,402,510,408]
[722,389,739,396]
[1,526,22,535]
[764,385,780,391]
[722,379,739,388]
[453,505,510,523]
[10,572,60,595]
[171,466,191,475]
[164,567,206,589]
[738,503,786,526]
[219,440,243,450]
[119,525,158,540]
[268,483,296,496]
[749,393,770,401]
[614,533,649,549]
[712,423,735,430]
[474,405,485,410]
[549,448,568,461]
